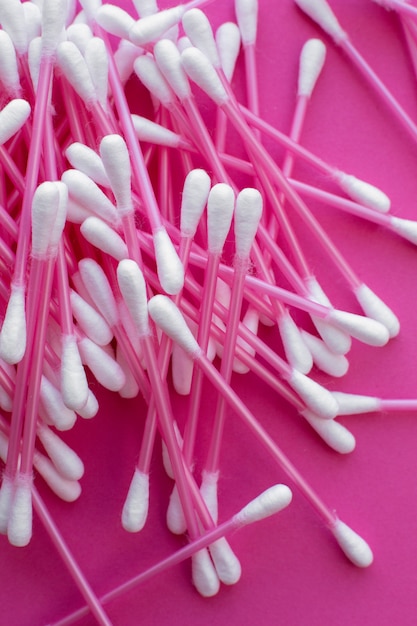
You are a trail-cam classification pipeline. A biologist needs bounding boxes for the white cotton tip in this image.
[84,37,108,110]
[154,38,191,101]
[306,278,351,355]
[301,409,356,453]
[66,195,105,223]
[61,169,119,225]
[37,425,84,481]
[129,6,185,46]
[181,47,228,105]
[28,37,42,91]
[0,475,14,534]
[0,284,26,364]
[122,469,149,533]
[331,520,373,567]
[77,389,99,419]
[301,331,349,377]
[96,5,136,39]
[8,476,32,547]
[41,0,68,55]
[216,22,241,82]
[31,181,60,258]
[0,30,20,94]
[200,470,219,524]
[133,54,174,107]
[61,334,89,411]
[78,0,102,21]
[210,538,242,585]
[234,188,263,260]
[78,336,126,391]
[66,23,93,54]
[390,216,417,246]
[40,375,77,431]
[278,313,313,375]
[100,135,133,214]
[23,3,42,45]
[0,99,31,146]
[132,114,183,148]
[177,36,192,52]
[78,258,119,327]
[149,295,200,356]
[114,39,143,84]
[288,370,339,419]
[172,341,194,395]
[294,0,346,43]
[81,217,128,261]
[182,9,220,68]
[192,549,221,598]
[327,309,390,347]
[233,307,259,374]
[235,0,258,46]
[336,173,390,213]
[180,169,210,237]
[153,228,184,296]
[33,453,81,502]
[65,143,110,188]
[133,0,158,17]
[235,484,292,526]
[354,283,399,338]
[207,183,235,254]
[117,259,150,336]
[166,484,187,534]
[298,38,326,97]
[332,391,380,416]
[56,41,96,105]
[116,343,140,398]
[70,289,113,346]
[0,0,27,54]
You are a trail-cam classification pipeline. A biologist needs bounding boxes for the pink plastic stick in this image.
[32,488,113,626]
[50,486,287,626]
[339,37,417,145]
[222,99,363,289]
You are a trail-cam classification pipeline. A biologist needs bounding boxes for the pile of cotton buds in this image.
[1,0,417,624]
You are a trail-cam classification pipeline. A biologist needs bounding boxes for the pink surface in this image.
[3,1,417,624]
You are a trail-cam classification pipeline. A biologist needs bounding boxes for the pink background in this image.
[3,1,417,624]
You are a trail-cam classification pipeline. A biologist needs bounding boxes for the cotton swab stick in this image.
[0,0,67,366]
[121,168,210,533]
[294,0,417,146]
[6,182,68,547]
[49,484,293,626]
[181,183,235,472]
[372,0,417,19]
[148,295,373,568]
[204,188,263,490]
[32,487,114,626]
[181,47,400,337]
[177,293,354,453]
[332,392,417,416]
[77,258,151,403]
[92,21,186,297]
[117,259,230,595]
